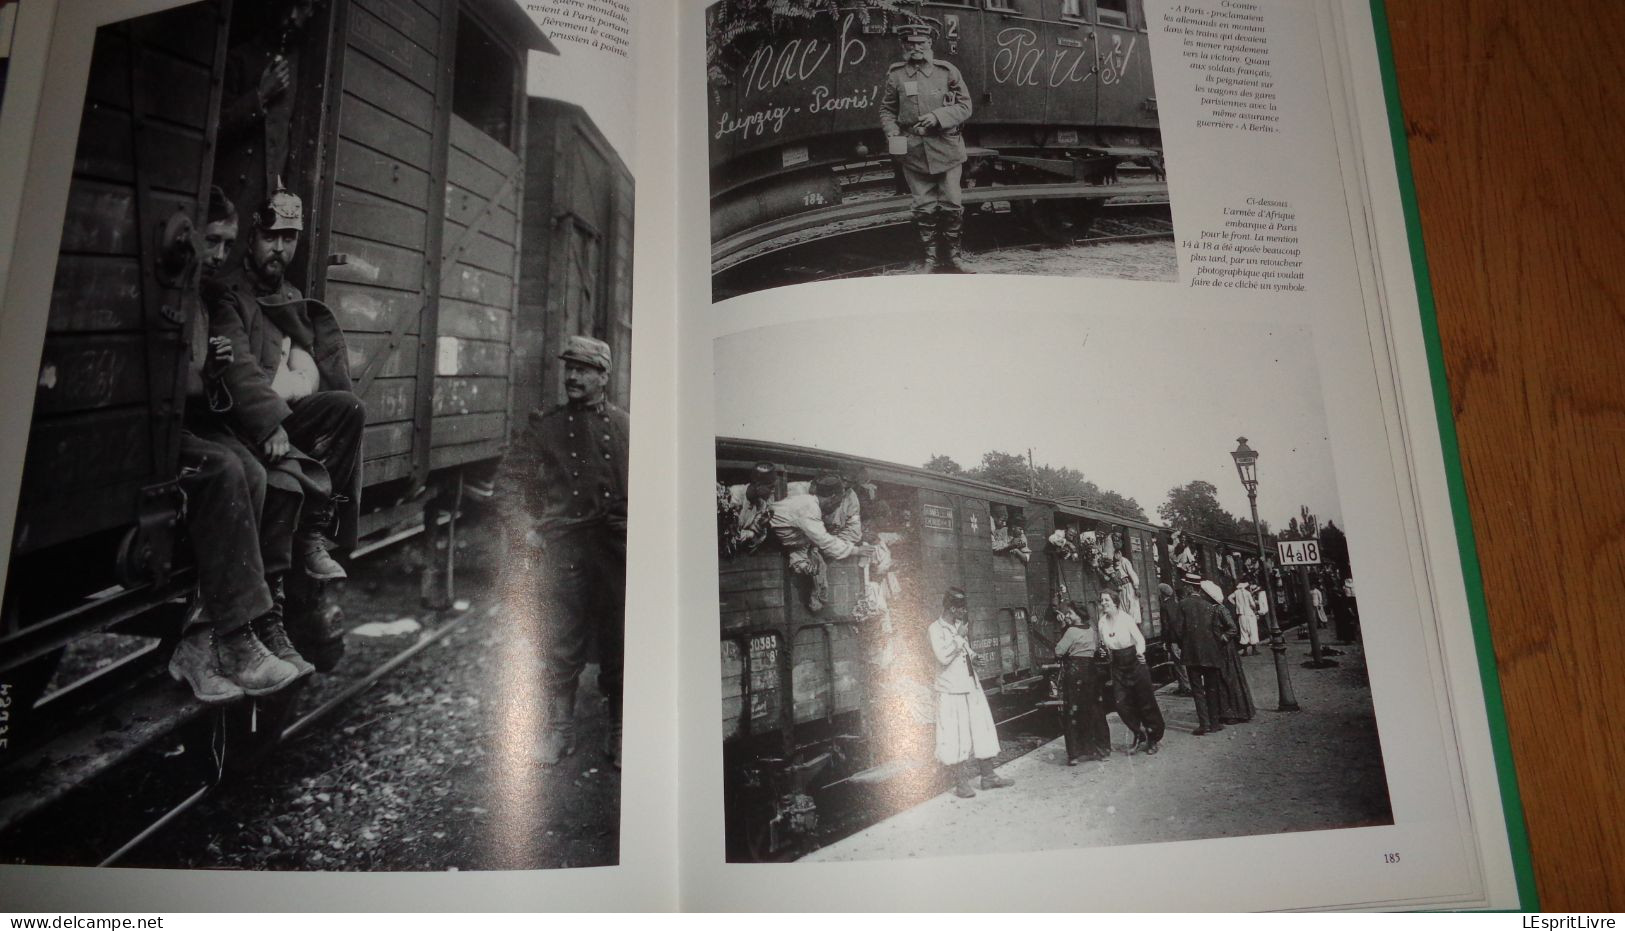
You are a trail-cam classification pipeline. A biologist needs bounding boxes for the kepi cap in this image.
[942,586,968,610]
[558,334,612,371]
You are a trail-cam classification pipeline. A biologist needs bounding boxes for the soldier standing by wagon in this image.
[879,24,974,274]
[500,336,630,769]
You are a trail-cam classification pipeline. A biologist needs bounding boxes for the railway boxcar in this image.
[717,438,1050,858]
[515,98,636,417]
[707,0,1164,270]
[715,438,1260,859]
[0,0,559,838]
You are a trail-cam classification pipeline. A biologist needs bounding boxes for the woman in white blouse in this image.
[1098,591,1165,755]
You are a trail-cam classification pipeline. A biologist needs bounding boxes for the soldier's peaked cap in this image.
[943,586,969,610]
[558,334,612,371]
[256,177,303,232]
[749,462,777,485]
[898,22,936,43]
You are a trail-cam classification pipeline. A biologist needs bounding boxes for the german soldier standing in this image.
[879,24,974,274]
[500,335,630,769]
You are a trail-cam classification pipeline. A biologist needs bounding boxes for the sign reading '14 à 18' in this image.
[1277,540,1322,566]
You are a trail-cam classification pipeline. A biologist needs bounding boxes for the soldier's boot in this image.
[168,621,245,705]
[538,693,577,767]
[603,701,623,770]
[300,534,347,581]
[978,756,1014,790]
[214,621,302,697]
[949,763,976,799]
[912,210,939,271]
[253,604,316,680]
[935,208,973,274]
[300,498,348,581]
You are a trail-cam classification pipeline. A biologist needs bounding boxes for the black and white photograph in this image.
[706,0,1172,302]
[712,309,1389,863]
[0,0,635,871]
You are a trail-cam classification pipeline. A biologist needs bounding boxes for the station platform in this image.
[801,643,1391,862]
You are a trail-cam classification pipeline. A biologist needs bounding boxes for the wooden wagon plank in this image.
[132,47,213,131]
[443,183,518,242]
[343,46,434,129]
[428,438,505,471]
[427,411,505,447]
[360,376,418,425]
[445,144,509,201]
[364,453,413,486]
[338,92,435,172]
[441,264,511,305]
[58,185,195,257]
[328,234,431,292]
[363,420,414,458]
[333,137,431,211]
[48,256,143,333]
[85,32,131,110]
[20,407,152,500]
[332,185,430,253]
[450,113,520,177]
[73,108,134,184]
[431,376,507,416]
[442,230,513,275]
[128,2,221,68]
[347,1,438,93]
[135,124,209,196]
[353,0,439,54]
[32,334,149,416]
[433,335,507,377]
[328,281,423,335]
[437,298,508,342]
[347,332,421,379]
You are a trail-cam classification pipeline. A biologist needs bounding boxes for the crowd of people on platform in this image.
[716,461,1361,796]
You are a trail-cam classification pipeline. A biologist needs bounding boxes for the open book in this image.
[0,0,1534,912]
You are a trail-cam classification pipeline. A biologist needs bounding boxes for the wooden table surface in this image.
[1384,0,1625,910]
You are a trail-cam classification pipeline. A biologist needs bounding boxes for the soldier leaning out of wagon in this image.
[880,24,974,275]
[723,461,782,552]
[168,187,310,702]
[201,185,365,605]
[768,474,875,613]
[785,468,863,545]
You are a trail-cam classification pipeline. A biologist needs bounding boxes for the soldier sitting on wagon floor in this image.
[168,188,305,702]
[201,184,365,671]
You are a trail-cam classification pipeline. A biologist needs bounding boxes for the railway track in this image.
[0,535,500,868]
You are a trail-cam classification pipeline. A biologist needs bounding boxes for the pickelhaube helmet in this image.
[255,177,304,231]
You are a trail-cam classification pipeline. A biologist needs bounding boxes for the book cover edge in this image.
[1365,0,1539,911]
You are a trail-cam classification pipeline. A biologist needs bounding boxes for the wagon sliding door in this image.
[327,0,530,499]
[14,1,227,556]
[325,0,450,491]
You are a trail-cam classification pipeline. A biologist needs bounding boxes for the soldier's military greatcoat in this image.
[879,58,973,176]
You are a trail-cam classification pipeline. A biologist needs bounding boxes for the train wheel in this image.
[1027,199,1102,244]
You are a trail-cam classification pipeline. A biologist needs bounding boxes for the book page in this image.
[676,0,1517,911]
[0,0,679,911]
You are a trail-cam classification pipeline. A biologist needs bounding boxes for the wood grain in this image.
[1384,0,1625,909]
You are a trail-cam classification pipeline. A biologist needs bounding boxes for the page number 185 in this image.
[1383,852,1401,864]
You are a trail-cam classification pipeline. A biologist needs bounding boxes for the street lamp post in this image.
[1231,437,1301,712]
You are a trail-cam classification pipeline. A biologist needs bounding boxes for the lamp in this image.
[1230,437,1300,711]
